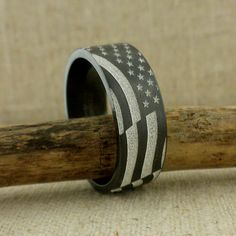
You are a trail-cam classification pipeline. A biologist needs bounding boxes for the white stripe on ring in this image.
[161,138,167,168]
[111,187,122,193]
[141,111,158,178]
[132,179,143,188]
[153,170,161,179]
[121,124,139,187]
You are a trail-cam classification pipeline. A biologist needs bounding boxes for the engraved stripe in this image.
[141,111,158,178]
[110,89,124,135]
[161,139,167,168]
[132,179,143,188]
[111,188,122,193]
[92,54,141,124]
[121,124,139,187]
[153,170,161,179]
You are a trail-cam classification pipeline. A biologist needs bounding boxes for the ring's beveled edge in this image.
[64,48,113,118]
[64,48,123,193]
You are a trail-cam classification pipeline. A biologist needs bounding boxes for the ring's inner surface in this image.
[66,58,114,186]
[66,58,107,118]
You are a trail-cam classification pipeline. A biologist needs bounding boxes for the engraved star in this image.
[113,48,119,52]
[114,52,121,57]
[147,79,154,86]
[153,96,160,104]
[137,84,143,91]
[138,58,145,63]
[127,61,133,67]
[143,100,149,108]
[126,49,131,54]
[138,52,142,56]
[148,69,153,76]
[145,89,151,97]
[128,69,134,76]
[138,73,144,80]
[127,55,133,60]
[116,58,123,64]
[102,51,107,55]
[99,47,105,51]
[138,65,144,71]
[112,44,117,49]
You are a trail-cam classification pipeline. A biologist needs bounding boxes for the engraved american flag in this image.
[87,43,167,192]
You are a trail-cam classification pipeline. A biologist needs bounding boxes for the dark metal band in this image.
[64,43,167,192]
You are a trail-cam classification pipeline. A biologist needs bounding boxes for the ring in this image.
[64,43,167,193]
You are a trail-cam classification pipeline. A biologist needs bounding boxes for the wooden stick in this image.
[0,107,235,187]
[165,106,236,170]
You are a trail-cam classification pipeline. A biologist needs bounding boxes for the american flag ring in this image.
[64,43,167,193]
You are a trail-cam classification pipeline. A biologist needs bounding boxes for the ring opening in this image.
[66,58,115,186]
[66,58,108,118]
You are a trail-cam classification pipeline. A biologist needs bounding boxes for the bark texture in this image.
[0,107,235,187]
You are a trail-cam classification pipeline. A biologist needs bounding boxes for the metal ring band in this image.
[64,43,167,193]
